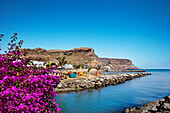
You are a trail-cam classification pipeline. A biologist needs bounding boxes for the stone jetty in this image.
[124,95,170,113]
[55,73,151,93]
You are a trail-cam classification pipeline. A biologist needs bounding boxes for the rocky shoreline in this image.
[55,73,151,93]
[124,95,170,113]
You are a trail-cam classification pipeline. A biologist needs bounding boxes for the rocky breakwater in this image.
[55,73,151,93]
[125,95,170,113]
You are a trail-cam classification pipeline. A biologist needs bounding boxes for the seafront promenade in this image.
[55,73,151,93]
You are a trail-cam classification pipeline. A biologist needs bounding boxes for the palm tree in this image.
[56,56,67,69]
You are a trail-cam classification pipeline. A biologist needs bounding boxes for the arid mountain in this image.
[24,47,100,66]
[24,47,139,69]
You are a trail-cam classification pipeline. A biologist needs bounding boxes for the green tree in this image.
[56,56,67,68]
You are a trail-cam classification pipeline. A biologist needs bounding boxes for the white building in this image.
[103,66,111,70]
[58,64,73,69]
[30,61,47,67]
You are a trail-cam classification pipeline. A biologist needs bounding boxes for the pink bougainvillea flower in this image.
[0,34,62,113]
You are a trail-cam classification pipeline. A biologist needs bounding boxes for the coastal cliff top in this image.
[47,47,94,53]
[23,47,94,52]
[99,58,131,61]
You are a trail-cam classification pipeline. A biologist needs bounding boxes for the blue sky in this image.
[0,0,170,69]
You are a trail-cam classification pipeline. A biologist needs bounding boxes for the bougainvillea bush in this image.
[0,33,62,113]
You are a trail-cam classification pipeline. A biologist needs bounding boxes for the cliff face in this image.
[24,47,100,66]
[98,58,139,69]
[24,47,139,69]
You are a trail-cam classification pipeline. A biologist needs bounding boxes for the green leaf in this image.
[16,83,19,88]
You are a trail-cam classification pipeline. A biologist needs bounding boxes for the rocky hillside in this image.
[24,47,139,69]
[24,47,100,66]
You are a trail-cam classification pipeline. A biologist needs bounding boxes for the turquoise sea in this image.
[55,69,170,113]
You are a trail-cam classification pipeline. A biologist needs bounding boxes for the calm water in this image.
[55,69,170,113]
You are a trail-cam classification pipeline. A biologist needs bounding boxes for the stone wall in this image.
[55,73,151,93]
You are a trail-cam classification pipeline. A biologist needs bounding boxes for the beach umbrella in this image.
[89,68,97,72]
